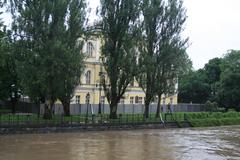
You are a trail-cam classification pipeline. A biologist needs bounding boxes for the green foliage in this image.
[189,118,240,127]
[183,111,240,127]
[137,0,188,118]
[204,100,218,112]
[179,50,240,111]
[100,0,140,118]
[178,70,211,103]
[217,50,240,110]
[0,27,22,102]
[9,0,86,111]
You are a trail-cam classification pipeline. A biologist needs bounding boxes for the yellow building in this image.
[73,38,178,105]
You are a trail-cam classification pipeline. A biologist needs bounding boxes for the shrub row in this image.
[189,118,240,127]
[185,112,240,120]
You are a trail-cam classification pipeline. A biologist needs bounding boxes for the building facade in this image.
[72,38,178,105]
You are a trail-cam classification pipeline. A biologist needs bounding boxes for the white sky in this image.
[184,0,240,69]
[1,0,240,70]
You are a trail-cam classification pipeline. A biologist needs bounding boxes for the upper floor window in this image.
[86,70,91,84]
[87,42,94,57]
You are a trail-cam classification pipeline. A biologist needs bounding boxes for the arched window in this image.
[86,42,94,57]
[85,70,91,84]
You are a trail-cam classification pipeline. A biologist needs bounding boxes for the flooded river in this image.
[0,126,240,160]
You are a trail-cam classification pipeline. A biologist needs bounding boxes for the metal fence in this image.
[0,112,186,128]
[50,103,205,115]
[0,101,40,114]
[1,100,204,115]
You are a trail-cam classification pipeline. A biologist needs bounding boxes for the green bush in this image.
[189,118,240,127]
[205,101,218,112]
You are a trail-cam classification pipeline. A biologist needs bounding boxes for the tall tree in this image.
[218,50,240,111]
[100,0,140,118]
[138,0,188,118]
[154,0,189,117]
[9,0,86,117]
[204,58,222,101]
[0,7,22,113]
[178,70,211,104]
[55,0,86,116]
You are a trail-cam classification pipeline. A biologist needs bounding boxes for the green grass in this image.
[0,113,181,125]
[1,112,239,127]
[181,112,240,127]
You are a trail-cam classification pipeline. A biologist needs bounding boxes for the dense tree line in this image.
[1,0,87,117]
[179,50,240,111]
[1,0,190,118]
[99,0,189,118]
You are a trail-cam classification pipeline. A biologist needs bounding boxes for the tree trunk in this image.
[155,93,162,118]
[109,102,118,119]
[11,98,17,114]
[43,99,53,119]
[144,99,150,119]
[62,101,70,116]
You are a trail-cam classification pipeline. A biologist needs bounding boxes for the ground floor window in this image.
[120,98,125,104]
[130,97,134,104]
[75,95,80,104]
[100,96,105,104]
[85,94,90,104]
[138,97,143,104]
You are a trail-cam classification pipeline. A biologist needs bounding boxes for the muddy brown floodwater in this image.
[0,126,240,160]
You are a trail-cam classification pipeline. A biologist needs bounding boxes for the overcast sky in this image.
[1,0,240,70]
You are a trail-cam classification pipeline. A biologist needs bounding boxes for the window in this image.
[75,95,80,104]
[85,70,91,84]
[130,97,134,104]
[87,42,94,57]
[120,98,125,104]
[135,96,138,103]
[85,94,90,104]
[138,97,143,104]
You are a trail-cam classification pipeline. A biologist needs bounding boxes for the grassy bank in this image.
[0,112,239,127]
[0,113,175,125]
[184,112,240,127]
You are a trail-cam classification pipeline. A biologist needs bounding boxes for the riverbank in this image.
[0,112,240,134]
[0,122,192,134]
[185,112,240,127]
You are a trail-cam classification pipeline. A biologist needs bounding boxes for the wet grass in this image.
[183,112,240,127]
[0,113,182,125]
[0,112,239,127]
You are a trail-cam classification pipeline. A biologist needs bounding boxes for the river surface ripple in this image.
[0,126,240,160]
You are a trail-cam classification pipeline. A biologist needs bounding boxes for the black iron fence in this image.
[0,112,187,128]
[0,101,40,114]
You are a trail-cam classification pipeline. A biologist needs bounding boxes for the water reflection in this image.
[0,126,240,160]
